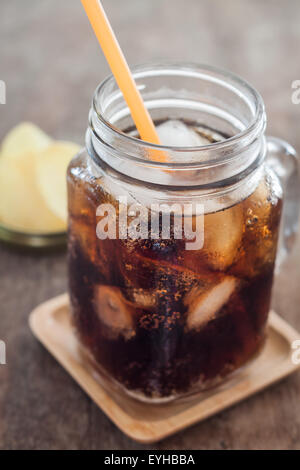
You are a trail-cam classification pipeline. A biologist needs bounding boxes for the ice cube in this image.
[232,176,281,278]
[181,203,243,274]
[186,276,238,330]
[203,203,244,270]
[93,285,135,340]
[156,120,210,163]
[157,120,210,148]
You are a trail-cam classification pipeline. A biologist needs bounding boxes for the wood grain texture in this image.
[1,0,300,450]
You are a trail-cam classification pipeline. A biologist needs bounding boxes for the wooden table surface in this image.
[1,0,300,450]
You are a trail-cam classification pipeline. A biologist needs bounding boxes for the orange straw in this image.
[81,0,168,163]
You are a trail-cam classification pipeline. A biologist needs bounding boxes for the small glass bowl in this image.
[0,222,67,248]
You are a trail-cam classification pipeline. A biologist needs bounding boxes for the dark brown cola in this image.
[67,130,282,402]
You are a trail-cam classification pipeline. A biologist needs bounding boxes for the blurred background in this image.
[0,0,300,450]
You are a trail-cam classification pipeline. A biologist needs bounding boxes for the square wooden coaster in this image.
[29,294,300,443]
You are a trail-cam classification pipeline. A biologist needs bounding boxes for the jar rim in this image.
[91,61,266,169]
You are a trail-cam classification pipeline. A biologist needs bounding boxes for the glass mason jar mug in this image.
[67,63,299,403]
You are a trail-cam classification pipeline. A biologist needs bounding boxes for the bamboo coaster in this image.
[29,294,300,444]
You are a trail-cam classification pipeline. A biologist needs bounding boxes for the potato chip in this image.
[0,151,66,233]
[36,141,81,222]
[1,122,51,160]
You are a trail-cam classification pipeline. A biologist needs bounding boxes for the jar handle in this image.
[266,136,300,268]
